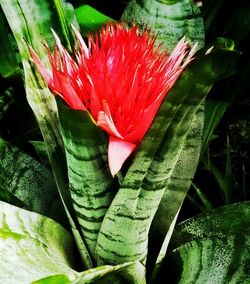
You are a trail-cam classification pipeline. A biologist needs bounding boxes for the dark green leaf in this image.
[0,88,15,121]
[0,141,67,226]
[0,8,21,78]
[202,137,234,205]
[30,140,51,168]
[163,202,250,283]
[225,135,233,204]
[201,99,229,157]
[190,182,214,211]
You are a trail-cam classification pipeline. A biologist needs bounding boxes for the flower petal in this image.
[55,72,86,110]
[71,25,89,59]
[29,46,52,87]
[108,136,137,176]
[97,101,124,139]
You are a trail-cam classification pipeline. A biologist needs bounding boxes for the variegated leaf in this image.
[148,103,204,279]
[122,0,204,51]
[0,0,93,268]
[0,201,78,283]
[164,202,250,283]
[57,99,114,261]
[0,141,66,226]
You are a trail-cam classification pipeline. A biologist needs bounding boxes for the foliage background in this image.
[1,0,249,217]
[0,0,249,283]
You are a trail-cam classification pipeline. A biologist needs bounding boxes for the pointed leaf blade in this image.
[148,103,204,277]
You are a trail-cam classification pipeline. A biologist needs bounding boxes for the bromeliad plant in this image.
[30,21,196,266]
[0,0,246,283]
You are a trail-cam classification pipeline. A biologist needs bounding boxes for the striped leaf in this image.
[0,201,78,283]
[0,141,67,226]
[122,0,205,276]
[95,42,240,266]
[57,99,114,262]
[0,0,93,267]
[122,0,204,51]
[163,201,250,283]
[148,103,204,278]
[148,27,238,280]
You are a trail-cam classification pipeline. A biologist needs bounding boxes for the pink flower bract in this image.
[30,23,196,176]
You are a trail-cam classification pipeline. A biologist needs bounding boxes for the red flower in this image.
[30,23,196,176]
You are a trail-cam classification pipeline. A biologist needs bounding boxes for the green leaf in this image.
[71,261,143,284]
[57,98,114,261]
[190,182,214,211]
[53,0,78,50]
[32,274,71,284]
[0,8,21,78]
[0,0,92,268]
[30,140,51,168]
[32,261,142,284]
[202,136,234,205]
[148,103,204,279]
[0,0,70,204]
[95,42,240,267]
[202,154,226,199]
[225,135,233,204]
[149,208,180,284]
[201,99,229,157]
[0,141,67,226]
[163,201,250,283]
[122,0,204,51]
[75,5,113,36]
[0,87,15,121]
[149,43,239,269]
[122,1,205,277]
[0,200,143,283]
[149,41,240,275]
[0,201,78,283]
